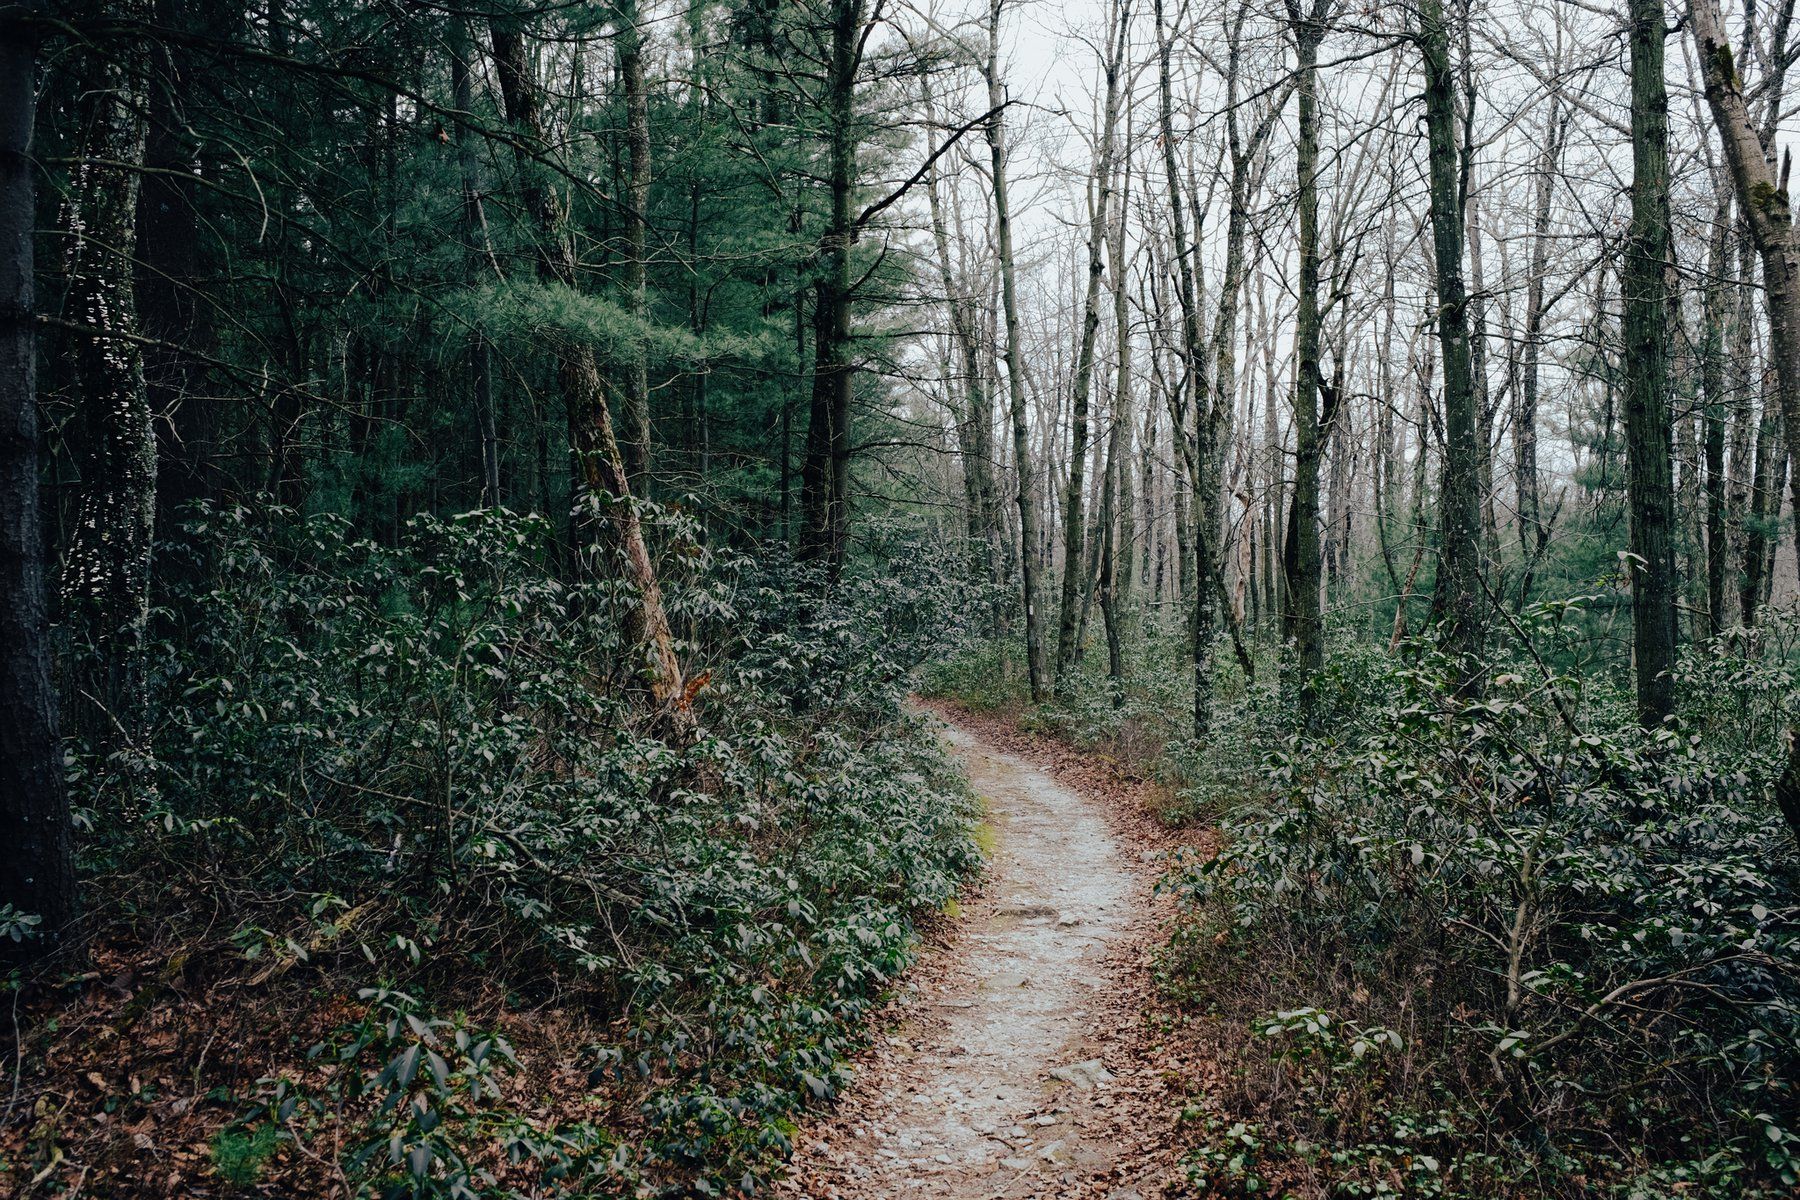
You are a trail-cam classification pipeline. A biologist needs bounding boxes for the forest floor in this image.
[781,703,1215,1200]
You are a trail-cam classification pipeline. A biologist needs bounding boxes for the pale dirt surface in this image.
[780,710,1189,1200]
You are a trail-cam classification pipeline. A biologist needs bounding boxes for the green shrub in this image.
[72,504,985,1195]
[1162,610,1800,1196]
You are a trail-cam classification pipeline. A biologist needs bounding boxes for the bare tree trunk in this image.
[1743,403,1780,625]
[1689,0,1800,594]
[1417,0,1485,684]
[1076,397,1108,656]
[988,0,1048,699]
[1,0,77,962]
[139,0,212,530]
[1517,93,1564,573]
[1727,235,1757,596]
[921,86,1003,599]
[1195,84,1275,716]
[60,29,157,780]
[1676,307,1705,632]
[618,0,652,483]
[1099,157,1134,699]
[1148,8,1197,632]
[1466,195,1500,565]
[1623,0,1679,726]
[1281,0,1332,717]
[799,0,863,574]
[1260,276,1282,633]
[1117,310,1139,623]
[1138,378,1159,619]
[1702,204,1731,634]
[1056,0,1130,694]
[1374,233,1402,599]
[1098,420,1126,698]
[452,20,501,506]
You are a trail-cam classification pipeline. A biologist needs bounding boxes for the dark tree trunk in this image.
[988,0,1048,700]
[1742,404,1780,626]
[1193,40,1274,728]
[1623,0,1679,726]
[1281,0,1330,717]
[1261,279,1281,634]
[799,0,862,575]
[60,31,157,771]
[452,21,501,507]
[1702,206,1730,634]
[1,0,77,961]
[1417,0,1485,684]
[1689,0,1800,607]
[618,0,652,483]
[1055,0,1128,694]
[920,81,1003,601]
[1099,167,1133,701]
[1516,94,1565,588]
[139,0,213,530]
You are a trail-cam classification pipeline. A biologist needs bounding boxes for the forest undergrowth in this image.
[922,610,1800,1199]
[1,509,983,1199]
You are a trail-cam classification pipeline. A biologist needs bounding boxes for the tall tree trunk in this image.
[1624,0,1679,726]
[1417,0,1485,683]
[1688,0,1800,596]
[1727,234,1757,597]
[1138,381,1159,618]
[452,20,501,506]
[1260,276,1282,634]
[1155,0,1221,733]
[1702,204,1731,634]
[1374,235,1402,598]
[1117,342,1139,624]
[1147,21,1193,607]
[988,0,1048,700]
[1742,403,1780,625]
[618,0,652,483]
[799,0,862,573]
[1056,0,1129,694]
[1099,161,1134,700]
[1,0,77,962]
[489,16,685,714]
[921,83,1003,600]
[1466,195,1500,565]
[1281,0,1331,717]
[60,29,157,773]
[139,0,212,530]
[1517,93,1564,573]
[1194,45,1279,725]
[1675,300,1705,631]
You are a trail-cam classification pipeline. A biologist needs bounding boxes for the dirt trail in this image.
[785,713,1170,1200]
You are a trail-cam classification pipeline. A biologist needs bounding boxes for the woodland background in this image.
[1,0,1798,1194]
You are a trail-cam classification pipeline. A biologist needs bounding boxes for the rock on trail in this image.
[783,714,1166,1199]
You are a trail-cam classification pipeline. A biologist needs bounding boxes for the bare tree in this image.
[988,0,1050,699]
[1056,0,1133,693]
[1688,0,1800,597]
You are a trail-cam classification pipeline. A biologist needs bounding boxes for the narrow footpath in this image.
[784,711,1180,1199]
